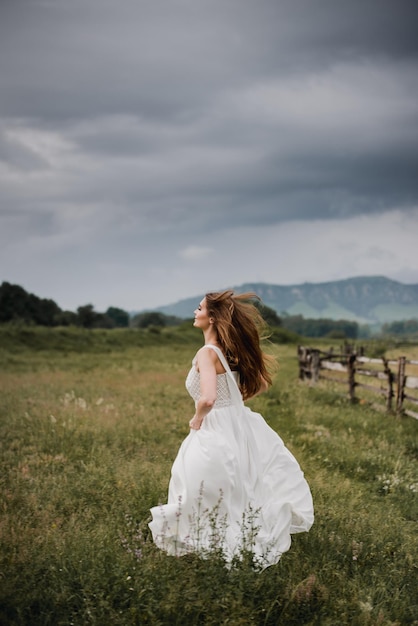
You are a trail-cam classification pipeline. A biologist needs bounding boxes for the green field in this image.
[0,327,417,625]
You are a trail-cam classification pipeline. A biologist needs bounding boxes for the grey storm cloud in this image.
[2,2,418,182]
[1,0,418,310]
[2,1,418,111]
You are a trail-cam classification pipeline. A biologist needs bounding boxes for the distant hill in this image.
[156,276,418,324]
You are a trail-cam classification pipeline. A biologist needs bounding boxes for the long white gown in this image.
[149,345,314,569]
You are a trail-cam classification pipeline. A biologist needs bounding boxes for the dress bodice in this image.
[185,362,239,409]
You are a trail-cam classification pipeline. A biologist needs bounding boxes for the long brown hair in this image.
[205,290,275,399]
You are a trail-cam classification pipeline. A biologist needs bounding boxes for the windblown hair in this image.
[205,290,275,400]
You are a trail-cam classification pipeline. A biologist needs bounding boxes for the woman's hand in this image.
[189,414,203,430]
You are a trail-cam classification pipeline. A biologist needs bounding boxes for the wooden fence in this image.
[297,346,418,419]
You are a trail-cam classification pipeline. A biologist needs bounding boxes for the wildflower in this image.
[359,600,373,613]
[294,574,318,603]
[351,540,363,561]
[75,397,87,410]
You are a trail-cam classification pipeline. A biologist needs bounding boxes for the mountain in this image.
[156,276,418,324]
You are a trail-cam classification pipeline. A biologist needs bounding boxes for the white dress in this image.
[149,345,314,569]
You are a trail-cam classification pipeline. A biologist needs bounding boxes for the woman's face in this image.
[193,298,211,330]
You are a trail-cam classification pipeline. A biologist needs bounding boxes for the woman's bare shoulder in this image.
[196,345,225,373]
[196,346,218,361]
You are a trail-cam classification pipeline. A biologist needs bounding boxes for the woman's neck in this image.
[203,328,218,345]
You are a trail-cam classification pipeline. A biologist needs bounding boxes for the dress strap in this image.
[202,345,243,405]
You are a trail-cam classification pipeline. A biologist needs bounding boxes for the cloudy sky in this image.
[1,0,418,313]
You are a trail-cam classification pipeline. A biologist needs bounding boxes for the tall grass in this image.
[0,328,417,625]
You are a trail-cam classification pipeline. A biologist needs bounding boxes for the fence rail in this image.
[297,346,418,419]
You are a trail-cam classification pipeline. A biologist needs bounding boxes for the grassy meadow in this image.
[0,326,417,625]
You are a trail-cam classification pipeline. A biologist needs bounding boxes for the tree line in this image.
[381,319,418,336]
[0,282,186,330]
[0,282,130,329]
[280,314,359,339]
[1,282,417,338]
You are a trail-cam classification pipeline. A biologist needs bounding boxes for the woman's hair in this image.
[205,290,275,399]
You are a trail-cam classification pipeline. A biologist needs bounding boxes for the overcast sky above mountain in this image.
[1,0,417,312]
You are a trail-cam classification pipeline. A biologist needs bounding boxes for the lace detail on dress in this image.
[185,366,235,408]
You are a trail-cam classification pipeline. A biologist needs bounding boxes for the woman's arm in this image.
[189,348,218,430]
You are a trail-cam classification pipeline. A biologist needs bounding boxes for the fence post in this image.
[396,356,406,416]
[347,354,356,403]
[298,346,307,380]
[311,349,320,384]
[382,357,394,413]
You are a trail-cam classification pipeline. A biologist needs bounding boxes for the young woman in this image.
[149,290,314,569]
